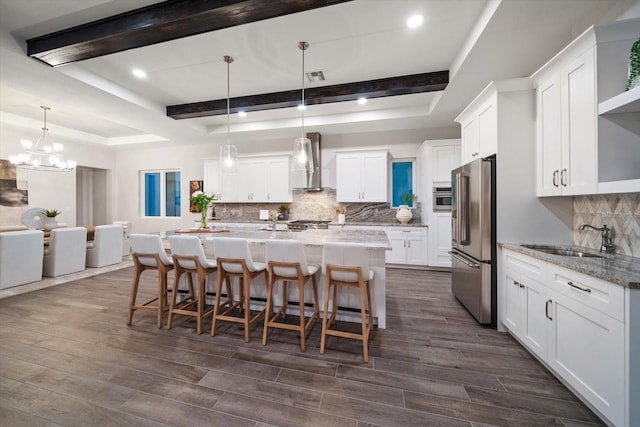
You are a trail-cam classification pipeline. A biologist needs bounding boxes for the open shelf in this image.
[599,85,640,115]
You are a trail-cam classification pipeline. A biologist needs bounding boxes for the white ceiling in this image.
[0,0,635,149]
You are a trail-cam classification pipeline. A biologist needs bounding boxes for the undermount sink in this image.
[520,244,604,258]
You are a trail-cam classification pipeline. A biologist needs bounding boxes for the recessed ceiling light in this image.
[407,14,423,28]
[357,97,367,105]
[238,111,247,117]
[132,68,147,78]
[297,104,306,111]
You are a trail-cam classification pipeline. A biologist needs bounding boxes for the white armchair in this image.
[0,230,44,289]
[86,224,123,268]
[43,227,87,277]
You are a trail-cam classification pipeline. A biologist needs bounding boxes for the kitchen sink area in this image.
[519,244,604,258]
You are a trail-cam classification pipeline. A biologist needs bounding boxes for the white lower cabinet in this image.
[385,227,427,266]
[501,248,632,426]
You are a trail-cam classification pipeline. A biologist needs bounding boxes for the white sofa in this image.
[86,224,123,268]
[43,227,87,277]
[0,230,44,289]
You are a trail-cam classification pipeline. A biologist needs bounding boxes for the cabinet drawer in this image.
[502,249,546,281]
[548,264,624,322]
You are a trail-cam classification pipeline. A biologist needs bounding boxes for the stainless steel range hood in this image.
[302,132,322,192]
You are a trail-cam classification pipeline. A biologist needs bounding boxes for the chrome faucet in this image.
[579,224,615,253]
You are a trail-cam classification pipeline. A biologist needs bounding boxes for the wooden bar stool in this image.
[127,233,174,328]
[263,240,319,352]
[320,242,374,362]
[168,235,232,335]
[211,237,266,343]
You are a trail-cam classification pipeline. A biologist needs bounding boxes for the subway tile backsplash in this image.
[573,193,640,257]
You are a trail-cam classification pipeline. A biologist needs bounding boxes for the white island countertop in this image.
[170,227,391,249]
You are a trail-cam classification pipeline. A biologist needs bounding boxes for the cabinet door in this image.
[385,230,407,264]
[266,157,290,202]
[561,48,597,195]
[460,118,479,164]
[239,159,268,201]
[503,268,523,336]
[478,102,497,157]
[548,290,624,426]
[537,77,563,196]
[521,277,548,361]
[431,145,459,183]
[406,231,427,265]
[361,152,387,202]
[429,213,452,267]
[336,153,362,202]
[203,161,222,199]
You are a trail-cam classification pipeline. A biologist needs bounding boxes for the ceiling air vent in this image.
[306,71,325,82]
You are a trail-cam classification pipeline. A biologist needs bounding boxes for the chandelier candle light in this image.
[220,55,239,174]
[292,41,313,173]
[9,106,77,172]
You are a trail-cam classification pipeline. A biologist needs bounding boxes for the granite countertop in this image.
[170,227,391,249]
[500,243,640,289]
[208,219,425,227]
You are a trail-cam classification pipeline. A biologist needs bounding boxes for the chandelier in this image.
[8,106,76,172]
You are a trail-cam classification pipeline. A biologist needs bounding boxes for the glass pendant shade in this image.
[8,106,76,172]
[220,55,239,175]
[220,144,238,174]
[292,136,313,172]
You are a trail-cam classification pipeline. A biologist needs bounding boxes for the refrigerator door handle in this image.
[448,251,480,269]
[454,172,470,245]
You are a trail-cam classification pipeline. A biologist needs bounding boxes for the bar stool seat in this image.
[127,234,174,328]
[321,242,374,362]
[211,237,266,343]
[262,240,320,352]
[168,235,232,335]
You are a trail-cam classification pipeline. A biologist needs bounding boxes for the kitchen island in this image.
[170,227,391,328]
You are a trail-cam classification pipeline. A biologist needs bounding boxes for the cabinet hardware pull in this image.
[408,241,411,248]
[545,299,553,320]
[472,152,479,157]
[553,170,559,187]
[519,283,525,288]
[513,280,520,286]
[561,169,567,187]
[567,281,591,293]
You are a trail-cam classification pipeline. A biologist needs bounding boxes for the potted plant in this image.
[42,209,61,231]
[278,204,290,220]
[190,191,216,229]
[626,38,640,91]
[396,193,415,224]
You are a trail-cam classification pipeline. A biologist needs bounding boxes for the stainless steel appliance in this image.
[449,156,496,327]
[287,219,331,231]
[432,186,452,211]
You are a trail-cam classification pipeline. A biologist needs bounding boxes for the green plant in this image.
[190,191,216,212]
[626,38,640,91]
[401,192,416,205]
[278,204,290,214]
[43,209,61,218]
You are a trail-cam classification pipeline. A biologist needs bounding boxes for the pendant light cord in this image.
[299,41,308,139]
[225,55,232,146]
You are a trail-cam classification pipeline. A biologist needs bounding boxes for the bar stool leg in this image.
[359,280,369,363]
[320,273,332,355]
[211,269,225,337]
[298,279,306,351]
[196,272,205,335]
[127,262,144,325]
[262,273,274,346]
[156,267,164,328]
[243,273,251,343]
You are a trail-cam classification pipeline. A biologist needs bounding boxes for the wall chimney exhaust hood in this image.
[300,132,322,192]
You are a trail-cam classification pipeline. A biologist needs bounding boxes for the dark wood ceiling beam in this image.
[27,0,353,67]
[167,70,449,119]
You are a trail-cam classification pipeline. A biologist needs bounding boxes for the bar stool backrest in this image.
[213,237,258,273]
[265,239,309,277]
[322,242,371,283]
[130,234,172,267]
[168,235,209,270]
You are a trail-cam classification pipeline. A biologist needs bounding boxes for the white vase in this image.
[42,217,59,231]
[396,205,412,224]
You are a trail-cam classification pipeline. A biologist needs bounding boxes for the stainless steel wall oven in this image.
[433,186,452,211]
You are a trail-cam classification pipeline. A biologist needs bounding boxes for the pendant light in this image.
[8,106,77,172]
[292,41,313,173]
[220,55,239,174]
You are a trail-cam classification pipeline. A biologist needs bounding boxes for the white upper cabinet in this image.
[336,150,388,202]
[456,80,530,165]
[532,18,640,196]
[203,155,291,203]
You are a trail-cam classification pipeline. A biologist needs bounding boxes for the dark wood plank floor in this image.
[0,267,604,427]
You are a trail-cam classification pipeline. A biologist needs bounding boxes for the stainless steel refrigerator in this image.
[449,156,496,327]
